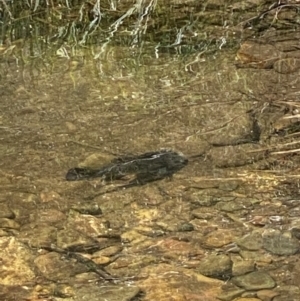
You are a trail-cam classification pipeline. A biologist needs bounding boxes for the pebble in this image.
[196,254,232,279]
[236,231,263,251]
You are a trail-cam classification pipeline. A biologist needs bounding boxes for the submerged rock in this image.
[232,271,276,290]
[262,229,299,256]
[196,254,232,280]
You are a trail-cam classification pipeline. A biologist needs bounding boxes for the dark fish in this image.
[66,150,188,185]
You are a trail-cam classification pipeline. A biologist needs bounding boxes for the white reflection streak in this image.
[219,37,226,49]
[79,0,101,44]
[97,4,137,58]
[110,6,137,37]
[109,0,117,11]
[132,0,157,45]
[78,4,84,22]
[33,0,39,11]
[184,50,207,72]
[171,27,184,46]
[155,43,160,59]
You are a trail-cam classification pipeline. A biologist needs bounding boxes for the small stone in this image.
[239,250,272,266]
[234,297,261,301]
[218,284,245,301]
[178,222,194,232]
[93,245,123,257]
[257,289,279,301]
[192,207,217,220]
[29,209,66,224]
[135,225,165,237]
[0,218,20,230]
[290,219,300,239]
[71,202,102,215]
[65,121,77,132]
[53,284,75,298]
[40,190,62,203]
[92,256,110,265]
[291,228,300,240]
[67,210,111,238]
[196,254,232,280]
[216,200,246,212]
[232,271,276,290]
[188,193,217,206]
[289,206,300,217]
[154,238,203,258]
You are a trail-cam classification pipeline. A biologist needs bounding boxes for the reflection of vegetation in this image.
[1,0,298,57]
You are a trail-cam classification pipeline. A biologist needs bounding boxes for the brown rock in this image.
[231,255,255,276]
[56,227,96,250]
[66,210,111,238]
[152,237,203,258]
[196,254,232,279]
[203,229,237,248]
[234,297,261,301]
[0,218,20,230]
[257,289,279,301]
[34,252,89,281]
[29,209,66,224]
[137,264,223,301]
[40,190,62,203]
[19,224,57,248]
[0,237,35,285]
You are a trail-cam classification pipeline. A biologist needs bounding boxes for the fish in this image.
[66,150,188,186]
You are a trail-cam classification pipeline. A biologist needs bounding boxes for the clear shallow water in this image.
[1,1,300,300]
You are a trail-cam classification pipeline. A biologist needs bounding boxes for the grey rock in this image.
[262,229,299,255]
[232,271,276,290]
[71,202,102,215]
[178,222,194,232]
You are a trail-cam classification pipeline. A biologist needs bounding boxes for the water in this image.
[1,1,300,300]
